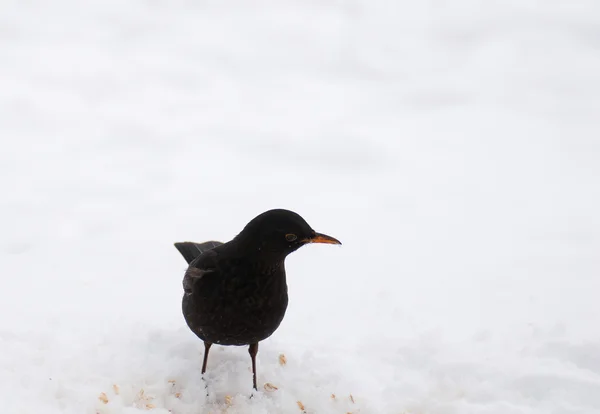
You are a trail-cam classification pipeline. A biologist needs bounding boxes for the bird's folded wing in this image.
[183,266,216,293]
[182,248,220,294]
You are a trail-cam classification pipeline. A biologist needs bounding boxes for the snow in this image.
[1,0,600,412]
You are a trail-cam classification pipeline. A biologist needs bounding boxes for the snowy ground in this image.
[2,0,600,413]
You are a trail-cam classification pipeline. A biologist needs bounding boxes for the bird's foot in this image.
[201,375,210,398]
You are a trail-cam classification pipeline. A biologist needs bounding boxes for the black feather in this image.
[174,241,223,264]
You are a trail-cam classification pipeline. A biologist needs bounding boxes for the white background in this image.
[1,1,599,413]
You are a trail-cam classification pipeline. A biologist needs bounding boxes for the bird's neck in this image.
[231,237,288,264]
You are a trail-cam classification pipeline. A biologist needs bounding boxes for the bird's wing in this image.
[174,241,223,264]
[183,267,215,294]
[182,248,220,294]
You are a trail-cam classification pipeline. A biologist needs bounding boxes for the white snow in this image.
[1,0,600,413]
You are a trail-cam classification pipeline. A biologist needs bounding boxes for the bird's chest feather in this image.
[193,261,288,315]
[183,261,289,344]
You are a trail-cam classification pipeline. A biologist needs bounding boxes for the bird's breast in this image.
[182,263,290,344]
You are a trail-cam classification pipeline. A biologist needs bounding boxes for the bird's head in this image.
[234,209,341,258]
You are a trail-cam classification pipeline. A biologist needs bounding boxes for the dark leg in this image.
[248,342,259,390]
[202,341,212,374]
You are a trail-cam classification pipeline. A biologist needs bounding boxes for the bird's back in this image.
[174,240,223,264]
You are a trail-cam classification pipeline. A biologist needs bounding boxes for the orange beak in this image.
[304,232,342,245]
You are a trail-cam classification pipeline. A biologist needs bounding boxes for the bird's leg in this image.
[248,342,259,391]
[201,341,212,397]
[202,341,212,374]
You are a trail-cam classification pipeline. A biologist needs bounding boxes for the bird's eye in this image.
[285,233,297,242]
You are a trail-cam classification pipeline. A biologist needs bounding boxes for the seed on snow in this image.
[264,383,279,391]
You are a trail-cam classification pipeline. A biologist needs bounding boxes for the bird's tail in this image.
[174,241,223,264]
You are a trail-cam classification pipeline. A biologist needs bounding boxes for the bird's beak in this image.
[304,232,342,245]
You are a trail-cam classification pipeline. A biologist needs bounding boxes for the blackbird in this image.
[174,209,341,390]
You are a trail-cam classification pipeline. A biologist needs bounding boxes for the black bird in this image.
[174,209,341,391]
